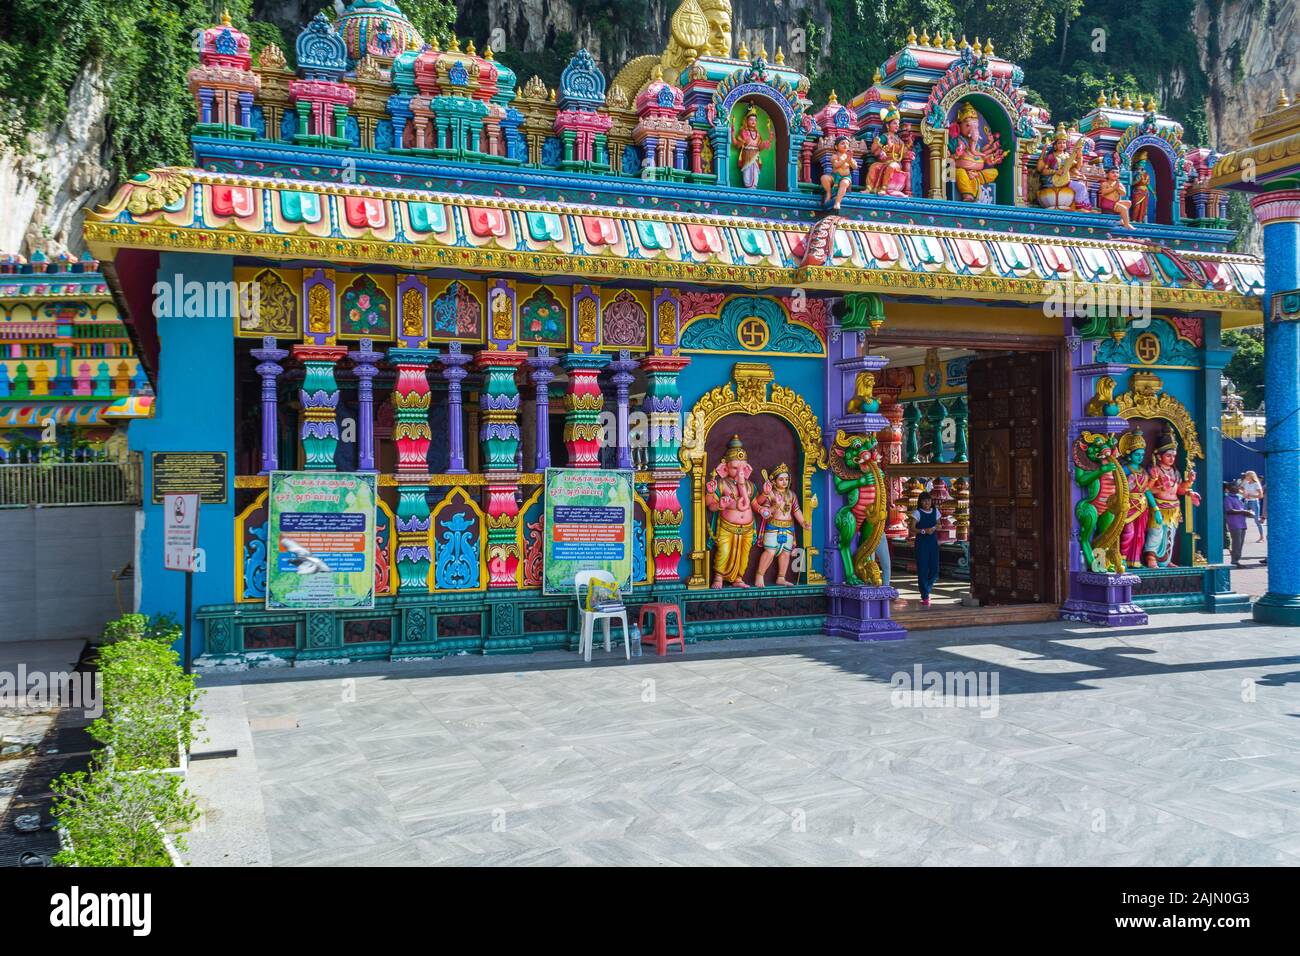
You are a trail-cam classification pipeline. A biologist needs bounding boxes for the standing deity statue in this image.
[1142,430,1200,567]
[830,430,888,586]
[1118,428,1155,568]
[1035,124,1092,210]
[949,101,1005,202]
[865,105,912,196]
[753,463,814,586]
[820,137,858,210]
[705,434,756,588]
[732,106,772,189]
[1129,150,1153,224]
[1073,430,1127,573]
[610,0,732,98]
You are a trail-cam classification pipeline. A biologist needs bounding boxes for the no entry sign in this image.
[163,493,200,572]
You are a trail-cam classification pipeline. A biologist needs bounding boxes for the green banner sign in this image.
[543,468,635,595]
[267,471,377,610]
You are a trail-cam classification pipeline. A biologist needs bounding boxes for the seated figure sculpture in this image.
[865,105,911,196]
[949,101,1005,202]
[1036,124,1092,210]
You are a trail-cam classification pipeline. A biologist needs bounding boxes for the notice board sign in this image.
[151,452,228,504]
[162,493,199,572]
[266,472,377,610]
[543,468,634,595]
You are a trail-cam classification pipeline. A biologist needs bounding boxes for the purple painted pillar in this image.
[350,337,381,472]
[439,340,472,474]
[251,335,288,474]
[611,348,637,470]
[527,346,558,472]
[823,317,906,641]
[1060,343,1149,627]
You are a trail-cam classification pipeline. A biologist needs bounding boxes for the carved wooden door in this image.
[966,353,1053,605]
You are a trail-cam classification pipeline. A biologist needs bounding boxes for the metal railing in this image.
[0,453,143,506]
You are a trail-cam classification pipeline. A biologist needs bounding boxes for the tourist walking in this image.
[1223,481,1251,567]
[913,490,940,606]
[1239,470,1265,541]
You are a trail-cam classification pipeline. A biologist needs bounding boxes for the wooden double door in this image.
[965,352,1059,606]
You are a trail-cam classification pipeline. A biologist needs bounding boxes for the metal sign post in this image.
[163,493,200,674]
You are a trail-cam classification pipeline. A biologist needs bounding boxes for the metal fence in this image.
[0,454,143,506]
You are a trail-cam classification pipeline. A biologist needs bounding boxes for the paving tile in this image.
[185,609,1300,866]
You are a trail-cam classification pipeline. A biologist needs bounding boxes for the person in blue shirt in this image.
[912,490,940,606]
[1223,480,1252,567]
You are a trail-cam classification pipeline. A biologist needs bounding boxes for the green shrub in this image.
[91,638,201,771]
[102,611,183,646]
[52,759,197,867]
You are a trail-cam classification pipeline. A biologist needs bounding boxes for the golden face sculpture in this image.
[700,0,732,56]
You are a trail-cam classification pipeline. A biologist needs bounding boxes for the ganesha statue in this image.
[705,434,756,588]
[949,101,1005,202]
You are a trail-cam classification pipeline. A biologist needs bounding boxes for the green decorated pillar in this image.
[390,346,439,592]
[292,344,348,469]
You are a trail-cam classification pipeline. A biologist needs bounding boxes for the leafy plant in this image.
[52,758,197,867]
[1223,328,1264,407]
[91,636,201,771]
[102,611,182,645]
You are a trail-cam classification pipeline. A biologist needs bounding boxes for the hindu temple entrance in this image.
[866,337,1067,629]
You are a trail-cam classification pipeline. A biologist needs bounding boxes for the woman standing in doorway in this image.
[1239,470,1265,542]
[913,490,940,607]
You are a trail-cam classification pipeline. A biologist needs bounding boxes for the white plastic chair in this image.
[574,570,631,662]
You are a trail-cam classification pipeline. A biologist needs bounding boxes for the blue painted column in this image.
[128,253,236,656]
[1252,191,1300,624]
[1202,318,1249,611]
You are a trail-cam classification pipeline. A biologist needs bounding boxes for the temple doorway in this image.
[865,338,1067,628]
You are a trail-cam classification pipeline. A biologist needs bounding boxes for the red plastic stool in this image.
[637,602,686,656]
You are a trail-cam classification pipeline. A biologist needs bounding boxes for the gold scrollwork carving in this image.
[1115,370,1204,460]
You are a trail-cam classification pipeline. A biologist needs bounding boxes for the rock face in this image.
[1195,0,1300,254]
[0,63,115,258]
[460,0,829,76]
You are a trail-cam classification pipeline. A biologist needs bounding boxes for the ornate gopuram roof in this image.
[86,3,1265,333]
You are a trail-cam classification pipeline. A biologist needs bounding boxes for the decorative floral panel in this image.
[516,284,570,347]
[336,273,395,341]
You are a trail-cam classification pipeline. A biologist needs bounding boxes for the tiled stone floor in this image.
[187,609,1300,866]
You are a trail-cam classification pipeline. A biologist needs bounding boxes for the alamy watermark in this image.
[889,664,1000,718]
[1,666,102,718]
[152,274,260,320]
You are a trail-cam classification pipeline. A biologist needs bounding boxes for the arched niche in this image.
[1122,134,1182,226]
[725,95,789,191]
[712,75,801,192]
[680,362,828,588]
[922,87,1024,206]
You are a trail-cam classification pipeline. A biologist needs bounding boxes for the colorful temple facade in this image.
[0,252,152,461]
[81,3,1272,663]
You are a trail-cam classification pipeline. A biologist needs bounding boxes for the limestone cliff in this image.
[0,63,114,258]
[1195,0,1300,253]
[455,0,830,78]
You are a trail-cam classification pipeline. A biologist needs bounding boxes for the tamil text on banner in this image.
[543,468,635,594]
[267,472,377,610]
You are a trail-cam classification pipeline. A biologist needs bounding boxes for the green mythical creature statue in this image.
[830,429,889,586]
[1072,430,1130,573]
[833,292,885,332]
